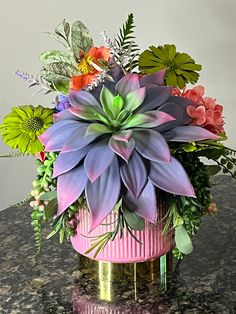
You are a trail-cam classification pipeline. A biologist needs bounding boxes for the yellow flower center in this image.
[22,117,44,132]
[77,54,94,74]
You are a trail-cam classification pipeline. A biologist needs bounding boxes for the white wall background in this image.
[0,0,235,210]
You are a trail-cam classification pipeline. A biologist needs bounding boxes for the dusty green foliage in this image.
[115,13,139,72]
[41,19,94,94]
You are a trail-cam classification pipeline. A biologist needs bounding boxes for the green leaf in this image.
[166,71,177,87]
[100,86,115,118]
[39,190,57,201]
[45,198,58,220]
[52,79,69,94]
[55,20,70,41]
[86,123,111,136]
[40,50,75,65]
[179,63,202,71]
[175,225,193,255]
[71,20,93,60]
[207,165,221,176]
[164,44,176,60]
[112,95,124,118]
[122,206,145,231]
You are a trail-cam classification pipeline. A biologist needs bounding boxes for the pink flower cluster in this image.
[172,86,225,134]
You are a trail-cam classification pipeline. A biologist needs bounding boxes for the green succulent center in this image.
[22,117,44,132]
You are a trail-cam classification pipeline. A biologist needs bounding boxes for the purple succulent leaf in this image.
[137,86,172,113]
[53,145,92,178]
[84,139,115,182]
[125,87,146,112]
[163,126,219,142]
[112,130,133,142]
[140,69,166,87]
[122,111,175,129]
[149,157,196,197]
[57,165,88,216]
[69,90,103,113]
[39,121,87,152]
[124,179,158,223]
[69,106,102,121]
[159,97,192,125]
[61,125,99,153]
[53,109,79,123]
[120,151,147,198]
[115,73,140,98]
[109,137,135,162]
[133,129,171,163]
[85,156,121,231]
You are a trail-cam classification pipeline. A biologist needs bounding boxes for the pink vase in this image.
[71,202,173,263]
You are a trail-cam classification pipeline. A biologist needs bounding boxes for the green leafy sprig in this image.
[84,202,144,258]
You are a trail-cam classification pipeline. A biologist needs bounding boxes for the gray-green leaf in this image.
[123,206,145,231]
[71,20,93,60]
[40,50,75,65]
[175,225,193,255]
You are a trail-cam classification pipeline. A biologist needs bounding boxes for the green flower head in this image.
[0,105,53,154]
[139,44,202,89]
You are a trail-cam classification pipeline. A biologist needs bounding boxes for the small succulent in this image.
[39,69,217,230]
[139,44,202,89]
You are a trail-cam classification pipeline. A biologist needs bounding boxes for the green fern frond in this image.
[115,13,139,72]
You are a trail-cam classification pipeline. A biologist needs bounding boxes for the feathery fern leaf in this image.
[115,13,139,72]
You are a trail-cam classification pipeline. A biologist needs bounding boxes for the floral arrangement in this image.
[1,14,235,260]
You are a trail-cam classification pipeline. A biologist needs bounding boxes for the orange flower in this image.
[70,46,110,91]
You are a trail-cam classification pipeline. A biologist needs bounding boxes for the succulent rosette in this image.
[39,70,218,230]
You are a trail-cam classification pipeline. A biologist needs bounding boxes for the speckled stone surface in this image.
[0,176,235,314]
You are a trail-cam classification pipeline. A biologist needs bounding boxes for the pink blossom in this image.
[35,151,46,162]
[173,86,225,134]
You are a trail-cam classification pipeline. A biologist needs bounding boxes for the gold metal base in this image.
[77,253,173,302]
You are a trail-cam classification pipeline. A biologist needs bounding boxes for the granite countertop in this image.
[0,176,235,314]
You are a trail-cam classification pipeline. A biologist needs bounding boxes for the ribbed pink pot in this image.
[71,204,173,263]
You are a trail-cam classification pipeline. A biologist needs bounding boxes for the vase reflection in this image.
[72,253,173,313]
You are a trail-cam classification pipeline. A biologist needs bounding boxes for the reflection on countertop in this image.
[0,176,235,313]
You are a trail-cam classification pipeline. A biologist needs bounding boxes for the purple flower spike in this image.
[56,95,71,112]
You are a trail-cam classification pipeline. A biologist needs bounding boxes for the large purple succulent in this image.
[39,70,218,230]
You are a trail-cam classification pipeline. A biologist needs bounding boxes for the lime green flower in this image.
[0,105,53,154]
[139,44,202,89]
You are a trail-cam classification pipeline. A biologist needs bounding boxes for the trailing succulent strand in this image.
[30,152,57,255]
